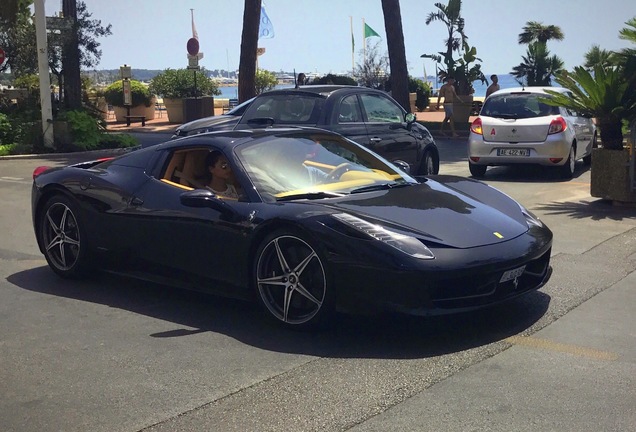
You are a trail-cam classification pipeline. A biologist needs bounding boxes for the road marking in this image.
[1,176,25,181]
[505,335,619,361]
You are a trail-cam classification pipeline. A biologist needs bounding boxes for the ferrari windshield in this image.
[235,131,417,200]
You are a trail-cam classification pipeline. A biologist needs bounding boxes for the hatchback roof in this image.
[491,86,567,96]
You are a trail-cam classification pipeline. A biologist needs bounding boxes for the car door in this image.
[327,94,369,146]
[123,147,254,293]
[358,92,420,167]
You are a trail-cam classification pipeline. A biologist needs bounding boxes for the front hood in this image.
[177,115,238,133]
[320,177,529,249]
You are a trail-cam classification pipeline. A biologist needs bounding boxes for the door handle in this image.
[130,197,144,206]
[369,137,382,143]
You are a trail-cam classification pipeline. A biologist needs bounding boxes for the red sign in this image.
[186,38,199,56]
[0,48,6,66]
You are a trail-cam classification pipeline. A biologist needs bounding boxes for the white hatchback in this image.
[467,87,597,178]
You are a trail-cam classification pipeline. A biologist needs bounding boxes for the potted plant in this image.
[148,68,220,123]
[544,18,636,204]
[103,79,155,122]
[423,0,487,123]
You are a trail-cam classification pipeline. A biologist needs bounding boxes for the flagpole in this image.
[362,18,366,61]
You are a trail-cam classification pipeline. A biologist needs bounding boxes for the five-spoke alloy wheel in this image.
[255,231,333,329]
[39,195,89,278]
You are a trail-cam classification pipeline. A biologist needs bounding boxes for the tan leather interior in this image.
[163,149,210,189]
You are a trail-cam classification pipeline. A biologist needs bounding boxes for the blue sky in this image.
[45,0,634,77]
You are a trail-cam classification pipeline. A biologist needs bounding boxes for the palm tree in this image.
[511,42,564,86]
[238,0,260,103]
[584,45,616,70]
[545,66,636,150]
[518,21,564,45]
[425,0,467,81]
[381,0,409,111]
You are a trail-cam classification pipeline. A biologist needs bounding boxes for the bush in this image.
[56,110,138,152]
[104,80,153,108]
[255,69,278,95]
[148,68,220,99]
[409,77,431,112]
[311,74,358,86]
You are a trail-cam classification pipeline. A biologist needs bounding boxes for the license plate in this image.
[500,265,526,283]
[497,148,530,156]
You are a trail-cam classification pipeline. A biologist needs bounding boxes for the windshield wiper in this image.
[276,191,345,202]
[350,182,411,194]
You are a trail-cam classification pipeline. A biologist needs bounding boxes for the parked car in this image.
[170,97,254,139]
[31,128,552,330]
[468,87,597,178]
[233,85,440,175]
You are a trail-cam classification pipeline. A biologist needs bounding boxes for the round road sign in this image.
[187,38,199,56]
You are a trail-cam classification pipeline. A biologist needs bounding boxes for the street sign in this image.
[187,37,200,56]
[122,79,132,106]
[0,48,6,66]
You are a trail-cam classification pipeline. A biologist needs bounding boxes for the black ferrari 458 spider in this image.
[31,128,553,329]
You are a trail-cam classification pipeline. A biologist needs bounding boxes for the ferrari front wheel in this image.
[254,231,334,330]
[39,195,91,278]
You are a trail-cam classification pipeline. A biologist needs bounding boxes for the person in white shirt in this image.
[205,151,240,199]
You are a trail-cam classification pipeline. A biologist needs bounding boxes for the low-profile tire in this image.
[38,194,91,278]
[254,229,335,330]
[559,145,576,179]
[418,150,439,175]
[583,133,597,166]
[469,163,487,178]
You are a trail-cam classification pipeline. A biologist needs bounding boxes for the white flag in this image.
[259,4,274,39]
[191,9,199,40]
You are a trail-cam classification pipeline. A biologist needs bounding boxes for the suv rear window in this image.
[241,94,325,125]
[482,93,560,119]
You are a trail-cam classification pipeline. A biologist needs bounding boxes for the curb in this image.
[0,147,131,161]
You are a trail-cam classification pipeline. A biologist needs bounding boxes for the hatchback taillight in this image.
[470,117,483,135]
[548,116,567,135]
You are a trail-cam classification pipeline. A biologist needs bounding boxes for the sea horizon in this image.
[215,73,523,99]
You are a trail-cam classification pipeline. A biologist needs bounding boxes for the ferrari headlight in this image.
[519,204,542,227]
[332,213,434,260]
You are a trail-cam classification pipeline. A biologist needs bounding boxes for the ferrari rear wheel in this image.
[255,231,334,329]
[39,195,90,278]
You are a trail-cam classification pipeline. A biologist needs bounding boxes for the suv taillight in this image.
[470,117,483,135]
[548,116,567,135]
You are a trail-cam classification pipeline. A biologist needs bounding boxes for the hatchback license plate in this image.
[500,265,526,283]
[497,148,530,156]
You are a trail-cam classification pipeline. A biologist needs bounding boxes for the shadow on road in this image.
[535,199,636,221]
[8,266,550,360]
[475,162,590,183]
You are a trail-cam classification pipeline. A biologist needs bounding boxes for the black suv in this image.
[234,86,439,175]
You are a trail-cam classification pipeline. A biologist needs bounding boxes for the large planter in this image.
[163,98,184,123]
[409,93,417,113]
[453,95,473,124]
[590,148,636,204]
[113,100,156,122]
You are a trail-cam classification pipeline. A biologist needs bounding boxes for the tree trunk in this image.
[381,0,410,112]
[598,119,624,150]
[238,0,261,104]
[62,0,82,110]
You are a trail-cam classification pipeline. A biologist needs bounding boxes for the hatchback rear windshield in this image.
[482,93,560,119]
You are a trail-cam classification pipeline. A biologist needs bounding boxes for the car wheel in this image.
[418,150,438,175]
[254,230,334,330]
[559,145,576,179]
[469,163,487,178]
[583,133,597,166]
[39,195,91,278]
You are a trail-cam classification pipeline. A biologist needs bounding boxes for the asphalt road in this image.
[0,135,634,431]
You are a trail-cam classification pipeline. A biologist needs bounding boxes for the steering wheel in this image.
[324,162,353,182]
